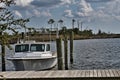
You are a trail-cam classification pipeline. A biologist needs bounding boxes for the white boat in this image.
[7,41,57,71]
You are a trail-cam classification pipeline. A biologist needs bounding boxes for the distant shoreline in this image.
[9,34,120,44]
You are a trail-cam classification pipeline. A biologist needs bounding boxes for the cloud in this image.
[13,0,120,24]
[15,0,33,7]
[95,0,120,21]
[85,0,120,22]
[61,0,76,5]
[40,11,51,17]
[13,0,55,18]
[15,0,67,8]
[0,3,5,7]
[76,0,93,16]
[31,0,61,8]
[13,0,76,18]
[63,0,120,23]
[85,0,113,2]
[30,9,51,17]
[33,9,41,17]
[105,0,120,15]
[63,0,93,18]
[30,0,76,8]
[25,10,32,17]
[14,10,22,18]
[63,10,74,18]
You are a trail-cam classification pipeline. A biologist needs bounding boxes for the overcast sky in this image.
[4,0,120,33]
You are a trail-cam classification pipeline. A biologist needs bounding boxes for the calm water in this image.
[1,38,120,71]
[72,38,120,70]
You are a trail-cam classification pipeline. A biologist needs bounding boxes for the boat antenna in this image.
[50,26,52,51]
[56,23,59,38]
[41,27,44,42]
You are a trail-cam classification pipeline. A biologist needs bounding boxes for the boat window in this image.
[30,44,45,52]
[46,44,50,51]
[15,44,29,52]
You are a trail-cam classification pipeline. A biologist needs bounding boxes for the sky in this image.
[2,0,120,33]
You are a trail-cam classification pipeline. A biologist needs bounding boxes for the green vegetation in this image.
[8,26,120,43]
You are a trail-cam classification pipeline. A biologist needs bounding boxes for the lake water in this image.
[1,38,120,71]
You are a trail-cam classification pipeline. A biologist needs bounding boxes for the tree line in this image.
[26,18,110,37]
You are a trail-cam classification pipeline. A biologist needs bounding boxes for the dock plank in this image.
[4,71,18,78]
[21,71,34,78]
[112,69,119,77]
[105,70,111,77]
[12,71,29,78]
[85,70,90,77]
[59,70,69,77]
[0,69,120,79]
[116,70,120,77]
[97,70,102,77]
[93,70,97,77]
[49,71,63,77]
[26,71,45,78]
[100,70,107,77]
[81,70,86,77]
[76,70,83,77]
[89,70,94,77]
[109,70,115,77]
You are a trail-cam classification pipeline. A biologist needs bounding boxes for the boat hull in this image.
[8,57,57,71]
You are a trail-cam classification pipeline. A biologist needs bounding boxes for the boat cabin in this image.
[13,41,52,57]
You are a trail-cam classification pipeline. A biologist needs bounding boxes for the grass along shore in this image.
[28,33,120,41]
[9,33,120,44]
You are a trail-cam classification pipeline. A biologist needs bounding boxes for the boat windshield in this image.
[15,44,29,52]
[30,44,45,52]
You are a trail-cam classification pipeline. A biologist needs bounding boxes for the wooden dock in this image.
[0,70,120,80]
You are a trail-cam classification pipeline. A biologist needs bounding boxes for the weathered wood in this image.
[70,31,74,64]
[112,69,119,77]
[62,27,68,70]
[89,70,94,77]
[56,38,64,70]
[85,70,90,77]
[64,35,68,70]
[116,70,120,76]
[109,69,115,77]
[0,70,120,80]
[1,45,6,71]
[93,70,97,77]
[105,70,111,77]
[81,70,86,77]
[101,70,107,77]
[97,70,102,77]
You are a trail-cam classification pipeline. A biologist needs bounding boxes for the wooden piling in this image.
[1,45,6,71]
[56,38,64,70]
[21,32,25,42]
[21,32,24,40]
[70,31,74,64]
[64,34,68,70]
